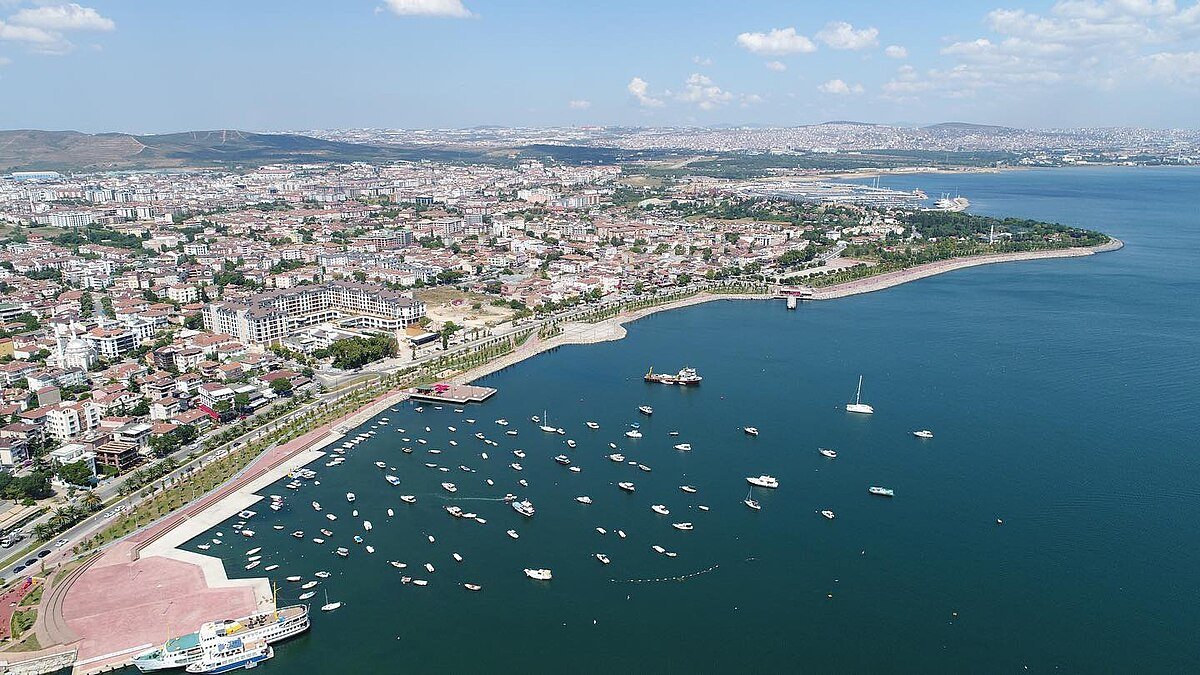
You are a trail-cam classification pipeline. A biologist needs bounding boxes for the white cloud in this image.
[0,56,10,67]
[735,27,816,55]
[381,0,474,18]
[692,55,713,66]
[677,72,734,110]
[764,60,787,71]
[818,78,864,95]
[627,77,664,108]
[567,99,591,109]
[884,44,908,59]
[815,21,879,50]
[9,3,114,31]
[1142,50,1200,83]
[0,19,69,54]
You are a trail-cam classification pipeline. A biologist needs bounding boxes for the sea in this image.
[150,167,1200,673]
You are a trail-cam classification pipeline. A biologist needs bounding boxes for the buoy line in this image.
[610,564,721,584]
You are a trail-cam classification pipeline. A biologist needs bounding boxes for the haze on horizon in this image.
[1,0,1199,134]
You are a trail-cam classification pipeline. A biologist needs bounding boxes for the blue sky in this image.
[1,0,1198,132]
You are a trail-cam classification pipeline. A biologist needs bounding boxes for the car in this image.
[23,558,36,566]
[12,565,24,574]
[55,539,68,548]
[37,550,50,558]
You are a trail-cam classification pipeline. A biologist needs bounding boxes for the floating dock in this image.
[406,383,497,404]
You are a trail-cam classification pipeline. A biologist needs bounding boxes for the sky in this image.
[1,0,1198,133]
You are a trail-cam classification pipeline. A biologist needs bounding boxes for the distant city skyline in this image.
[1,0,1199,133]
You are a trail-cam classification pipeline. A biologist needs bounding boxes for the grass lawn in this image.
[18,584,42,607]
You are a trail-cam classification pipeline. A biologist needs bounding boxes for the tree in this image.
[440,322,462,350]
[79,292,94,318]
[129,399,150,417]
[233,392,251,410]
[270,378,293,395]
[56,460,94,486]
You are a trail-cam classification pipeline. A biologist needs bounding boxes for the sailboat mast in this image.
[855,375,863,404]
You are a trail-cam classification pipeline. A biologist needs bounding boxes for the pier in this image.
[406,383,498,405]
[776,286,814,309]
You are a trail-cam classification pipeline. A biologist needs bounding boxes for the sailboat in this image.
[539,411,559,434]
[320,589,342,612]
[845,375,874,414]
[744,489,761,511]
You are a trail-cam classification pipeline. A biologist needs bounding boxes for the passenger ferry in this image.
[184,639,272,673]
[132,604,309,672]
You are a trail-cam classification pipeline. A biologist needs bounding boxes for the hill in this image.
[0,129,488,172]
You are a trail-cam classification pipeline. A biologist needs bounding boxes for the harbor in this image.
[404,383,498,405]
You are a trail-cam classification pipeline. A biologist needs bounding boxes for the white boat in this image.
[506,430,518,436]
[513,450,526,458]
[496,419,509,426]
[315,571,330,578]
[441,482,457,493]
[651,504,670,515]
[244,561,259,570]
[286,576,302,582]
[586,421,599,429]
[846,375,875,414]
[566,439,577,448]
[539,411,558,434]
[184,640,273,673]
[424,562,435,573]
[869,486,895,497]
[412,579,428,586]
[346,492,356,503]
[298,591,315,601]
[608,453,625,462]
[401,495,417,504]
[625,429,642,439]
[673,443,692,451]
[385,475,401,486]
[569,466,581,473]
[651,545,667,554]
[312,538,325,544]
[617,482,635,492]
[821,510,836,519]
[638,405,653,415]
[320,590,341,612]
[672,522,694,531]
[512,499,536,517]
[637,464,651,472]
[575,496,593,504]
[506,529,520,539]
[326,514,337,521]
[453,553,463,562]
[743,427,759,436]
[448,426,456,432]
[464,583,482,591]
[524,568,553,580]
[746,475,779,488]
[819,448,838,458]
[335,547,349,557]
[595,553,610,564]
[427,535,436,543]
[680,485,698,493]
[744,490,761,511]
[617,530,626,538]
[510,462,523,471]
[374,461,386,469]
[698,505,709,512]
[264,565,278,571]
[301,581,317,589]
[363,520,373,531]
[554,455,571,466]
[913,429,934,439]
[245,547,261,556]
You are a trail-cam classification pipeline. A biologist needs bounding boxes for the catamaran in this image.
[846,375,874,414]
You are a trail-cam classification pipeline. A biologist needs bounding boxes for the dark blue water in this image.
[170,167,1200,673]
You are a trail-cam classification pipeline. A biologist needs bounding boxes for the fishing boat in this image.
[819,448,838,458]
[746,475,779,488]
[673,443,692,451]
[512,499,536,517]
[638,405,654,415]
[617,482,635,492]
[524,568,553,581]
[846,375,874,414]
[913,429,934,439]
[595,553,610,564]
[743,427,759,436]
[869,486,895,497]
[651,504,670,515]
[644,366,702,386]
[672,522,694,531]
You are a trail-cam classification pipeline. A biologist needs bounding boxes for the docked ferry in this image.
[185,639,272,674]
[644,366,702,386]
[132,604,309,672]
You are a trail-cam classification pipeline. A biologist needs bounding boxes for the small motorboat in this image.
[390,561,407,569]
[680,485,698,493]
[464,583,482,591]
[651,504,670,515]
[453,553,463,562]
[913,429,934,439]
[821,510,836,520]
[617,481,635,492]
[673,443,692,451]
[336,547,349,557]
[575,496,593,504]
[524,568,553,581]
[506,529,520,539]
[586,421,599,429]
[441,482,458,493]
[596,527,607,534]
[819,447,838,458]
[401,495,417,504]
[299,591,316,601]
[315,571,331,578]
[746,475,779,488]
[743,427,759,436]
[566,439,577,448]
[672,522,694,531]
[638,405,653,415]
[595,553,610,564]
[302,581,318,589]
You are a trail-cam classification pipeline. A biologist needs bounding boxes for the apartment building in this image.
[45,402,102,440]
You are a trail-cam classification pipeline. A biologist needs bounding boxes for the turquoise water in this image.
[163,167,1198,673]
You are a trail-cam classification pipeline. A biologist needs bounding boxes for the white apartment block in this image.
[46,402,102,440]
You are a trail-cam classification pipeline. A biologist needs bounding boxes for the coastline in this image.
[809,238,1124,301]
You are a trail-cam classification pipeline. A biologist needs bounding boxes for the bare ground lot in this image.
[415,288,516,328]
